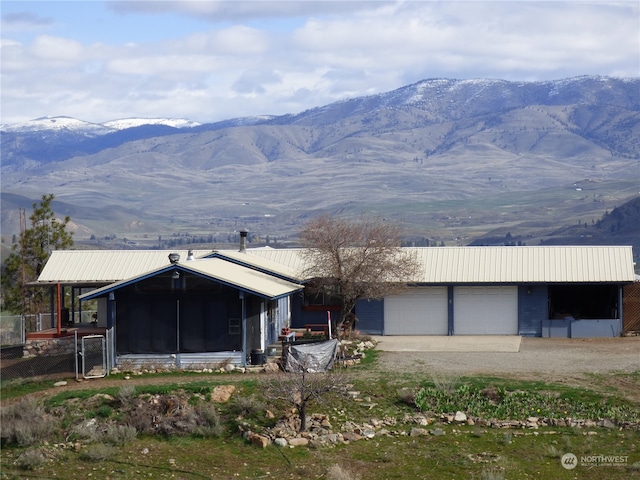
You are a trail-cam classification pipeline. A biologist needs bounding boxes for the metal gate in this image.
[78,335,107,379]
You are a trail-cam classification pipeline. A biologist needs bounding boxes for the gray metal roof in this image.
[79,257,303,301]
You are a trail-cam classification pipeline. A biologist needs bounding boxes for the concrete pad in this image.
[371,336,521,353]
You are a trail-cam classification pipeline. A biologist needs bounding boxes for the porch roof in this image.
[78,257,303,301]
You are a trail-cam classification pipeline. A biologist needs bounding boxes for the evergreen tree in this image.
[1,194,74,314]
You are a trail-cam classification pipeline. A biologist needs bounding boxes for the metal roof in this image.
[36,249,214,285]
[79,257,303,301]
[38,245,635,287]
[204,249,302,281]
[247,245,636,284]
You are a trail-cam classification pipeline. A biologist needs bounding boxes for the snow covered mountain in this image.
[1,76,639,248]
[1,116,199,135]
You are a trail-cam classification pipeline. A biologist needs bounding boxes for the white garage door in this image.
[384,287,448,335]
[454,286,518,335]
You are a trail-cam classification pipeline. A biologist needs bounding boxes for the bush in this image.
[103,424,137,446]
[1,397,59,446]
[14,448,49,470]
[80,443,117,461]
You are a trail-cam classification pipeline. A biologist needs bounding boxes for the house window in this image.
[304,284,341,307]
[228,317,241,335]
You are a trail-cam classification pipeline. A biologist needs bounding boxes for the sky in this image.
[1,0,639,125]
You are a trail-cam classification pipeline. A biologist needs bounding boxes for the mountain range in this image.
[1,75,639,257]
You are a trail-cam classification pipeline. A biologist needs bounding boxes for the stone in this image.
[342,431,362,442]
[410,428,428,437]
[287,437,309,447]
[527,417,539,423]
[467,418,475,426]
[249,433,271,448]
[429,428,446,436]
[224,364,235,372]
[54,381,68,387]
[210,385,236,403]
[274,437,288,447]
[454,411,467,422]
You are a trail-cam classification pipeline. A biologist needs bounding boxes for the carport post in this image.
[240,291,247,367]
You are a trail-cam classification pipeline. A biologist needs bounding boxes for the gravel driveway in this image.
[371,337,640,378]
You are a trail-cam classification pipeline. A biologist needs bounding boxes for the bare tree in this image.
[264,359,347,432]
[299,214,420,335]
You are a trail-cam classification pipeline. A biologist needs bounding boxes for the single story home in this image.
[33,243,635,370]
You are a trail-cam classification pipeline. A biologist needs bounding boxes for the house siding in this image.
[518,285,547,337]
[355,298,383,335]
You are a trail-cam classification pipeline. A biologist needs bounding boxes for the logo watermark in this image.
[561,452,628,469]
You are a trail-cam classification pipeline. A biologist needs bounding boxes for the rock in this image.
[54,381,68,387]
[597,419,616,429]
[224,364,235,372]
[454,411,467,422]
[288,437,309,447]
[342,431,362,442]
[527,417,539,423]
[429,428,446,436]
[262,362,280,373]
[210,385,235,403]
[410,427,428,437]
[249,433,271,448]
[362,429,376,439]
[274,437,288,447]
[467,418,475,426]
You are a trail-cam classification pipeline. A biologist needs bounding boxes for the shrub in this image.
[80,443,117,461]
[103,424,137,446]
[1,397,59,446]
[326,463,361,480]
[14,448,49,470]
[117,384,136,405]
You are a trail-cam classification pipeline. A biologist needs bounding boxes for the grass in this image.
[1,362,639,479]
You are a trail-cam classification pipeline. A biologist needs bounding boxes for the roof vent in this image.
[187,250,194,261]
[168,252,180,264]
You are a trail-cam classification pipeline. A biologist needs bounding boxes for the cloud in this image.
[1,11,54,27]
[1,1,638,124]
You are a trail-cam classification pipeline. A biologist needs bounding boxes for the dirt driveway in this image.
[372,337,640,377]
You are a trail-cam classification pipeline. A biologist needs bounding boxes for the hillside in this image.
[1,76,639,252]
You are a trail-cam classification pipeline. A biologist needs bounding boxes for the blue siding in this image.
[518,285,547,337]
[355,299,383,335]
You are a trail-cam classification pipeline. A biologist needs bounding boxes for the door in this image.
[454,286,518,334]
[384,287,448,335]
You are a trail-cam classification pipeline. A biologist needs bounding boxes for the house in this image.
[34,245,303,368]
[32,244,635,372]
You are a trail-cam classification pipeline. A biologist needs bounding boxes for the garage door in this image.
[384,287,448,335]
[454,286,518,334]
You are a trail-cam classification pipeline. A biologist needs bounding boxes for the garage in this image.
[384,287,448,335]
[454,286,518,334]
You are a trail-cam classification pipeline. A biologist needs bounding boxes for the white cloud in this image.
[1,1,638,124]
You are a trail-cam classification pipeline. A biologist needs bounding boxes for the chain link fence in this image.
[1,311,101,381]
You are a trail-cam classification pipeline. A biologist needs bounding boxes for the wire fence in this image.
[0,311,102,381]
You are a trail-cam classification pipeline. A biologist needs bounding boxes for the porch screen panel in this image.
[204,300,230,351]
[125,301,153,353]
[151,298,176,353]
[180,299,206,352]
